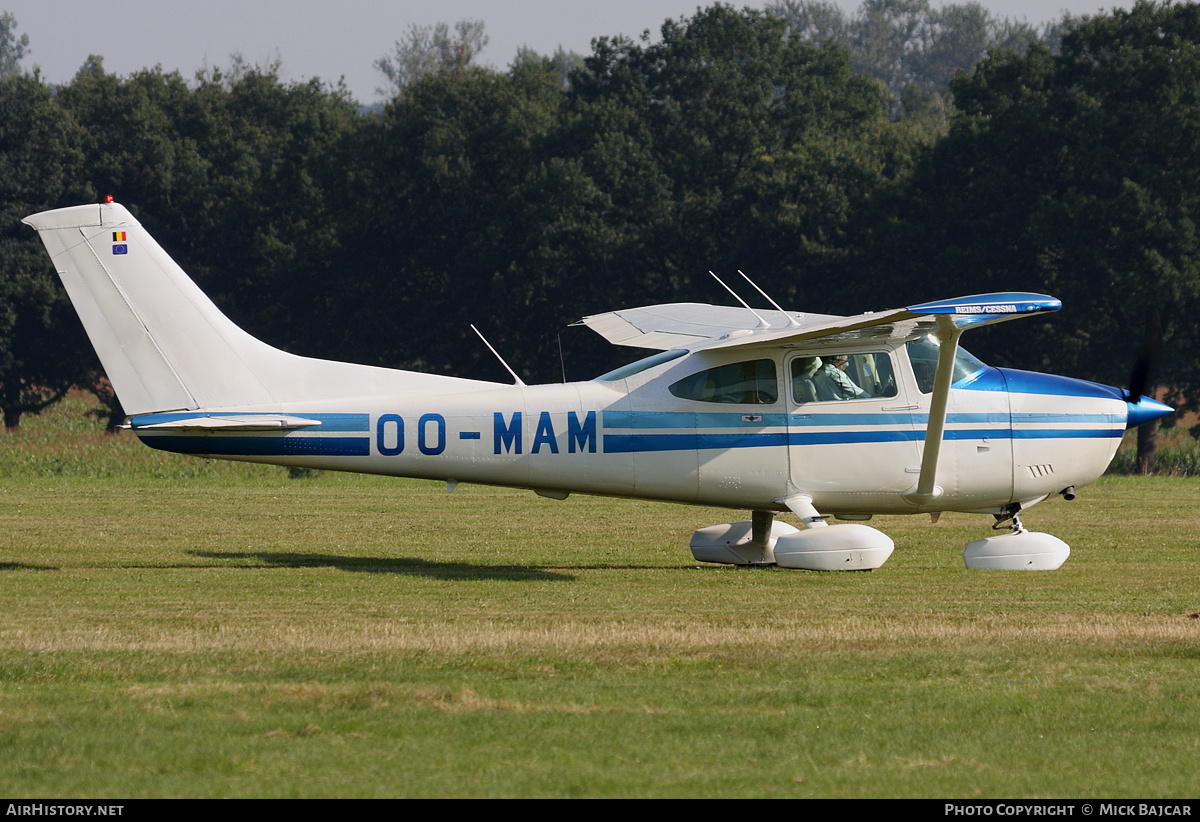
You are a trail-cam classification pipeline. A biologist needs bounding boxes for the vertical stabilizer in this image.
[23,202,492,415]
[23,202,287,413]
[25,204,193,412]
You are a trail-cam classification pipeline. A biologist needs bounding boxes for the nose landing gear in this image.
[962,503,1070,570]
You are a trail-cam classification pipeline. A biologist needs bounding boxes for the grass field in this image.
[1,396,1198,797]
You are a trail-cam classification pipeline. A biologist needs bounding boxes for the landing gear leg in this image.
[992,503,1027,534]
[688,510,799,566]
[748,510,776,564]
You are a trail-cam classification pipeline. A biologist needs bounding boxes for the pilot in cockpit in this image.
[814,354,870,401]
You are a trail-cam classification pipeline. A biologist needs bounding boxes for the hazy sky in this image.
[5,1,1132,104]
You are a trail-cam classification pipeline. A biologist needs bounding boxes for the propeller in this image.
[1126,310,1163,403]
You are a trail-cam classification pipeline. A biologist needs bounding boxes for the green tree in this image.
[374,19,489,98]
[342,58,567,380]
[872,1,1200,471]
[512,45,585,90]
[767,0,1043,123]
[50,56,362,422]
[564,5,907,317]
[180,63,363,354]
[0,72,91,429]
[0,11,29,77]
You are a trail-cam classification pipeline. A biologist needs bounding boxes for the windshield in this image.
[905,336,987,393]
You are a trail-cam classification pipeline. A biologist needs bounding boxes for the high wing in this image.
[578,302,837,350]
[580,293,1062,352]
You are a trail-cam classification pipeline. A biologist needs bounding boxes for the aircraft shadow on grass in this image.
[0,562,59,572]
[186,550,576,581]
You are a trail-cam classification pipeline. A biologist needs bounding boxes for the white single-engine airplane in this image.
[24,201,1173,570]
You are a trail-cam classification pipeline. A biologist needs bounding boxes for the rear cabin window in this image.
[595,349,687,382]
[668,359,778,404]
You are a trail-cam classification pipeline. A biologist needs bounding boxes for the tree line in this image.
[1,2,1197,471]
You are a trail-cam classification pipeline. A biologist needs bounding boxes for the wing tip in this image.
[907,293,1062,317]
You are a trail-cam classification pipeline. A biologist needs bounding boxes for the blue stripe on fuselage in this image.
[602,410,1121,430]
[601,401,1122,454]
[130,413,372,457]
[137,434,370,456]
[129,396,1125,459]
[602,426,1121,453]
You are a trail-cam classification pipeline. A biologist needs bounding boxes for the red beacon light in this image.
[104,195,113,203]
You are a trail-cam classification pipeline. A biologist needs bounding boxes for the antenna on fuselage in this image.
[557,332,567,384]
[739,270,802,328]
[470,324,526,387]
[710,271,772,328]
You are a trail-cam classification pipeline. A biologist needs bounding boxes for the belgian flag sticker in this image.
[112,231,126,242]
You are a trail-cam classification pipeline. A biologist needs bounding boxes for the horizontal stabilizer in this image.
[129,414,323,431]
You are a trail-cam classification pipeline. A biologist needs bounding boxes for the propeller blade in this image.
[1127,311,1163,403]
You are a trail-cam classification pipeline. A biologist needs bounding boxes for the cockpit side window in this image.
[668,359,778,404]
[792,353,897,404]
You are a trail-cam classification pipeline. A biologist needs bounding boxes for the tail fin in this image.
[23,201,481,415]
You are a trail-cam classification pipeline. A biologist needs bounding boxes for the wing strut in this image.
[906,316,963,505]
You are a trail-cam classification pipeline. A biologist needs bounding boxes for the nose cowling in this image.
[989,368,1173,431]
[1126,395,1173,429]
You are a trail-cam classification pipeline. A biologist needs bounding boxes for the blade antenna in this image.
[471,324,526,386]
[739,270,801,327]
[557,332,567,384]
[710,271,771,328]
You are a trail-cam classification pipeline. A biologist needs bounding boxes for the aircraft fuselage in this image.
[131,343,1129,517]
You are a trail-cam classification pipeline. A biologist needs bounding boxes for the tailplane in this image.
[23,202,485,415]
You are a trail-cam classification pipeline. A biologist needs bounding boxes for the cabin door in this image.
[785,349,923,512]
